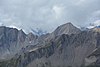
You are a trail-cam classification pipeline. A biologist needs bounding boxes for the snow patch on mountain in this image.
[88,20,100,29]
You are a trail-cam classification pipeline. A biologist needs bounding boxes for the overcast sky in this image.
[0,0,100,33]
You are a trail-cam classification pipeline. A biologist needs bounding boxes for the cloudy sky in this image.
[0,0,100,33]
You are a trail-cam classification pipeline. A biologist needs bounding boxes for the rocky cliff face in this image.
[0,23,100,67]
[0,26,24,60]
[0,27,37,60]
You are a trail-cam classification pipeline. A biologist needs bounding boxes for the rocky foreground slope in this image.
[0,23,100,67]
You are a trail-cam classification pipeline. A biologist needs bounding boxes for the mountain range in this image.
[0,23,100,67]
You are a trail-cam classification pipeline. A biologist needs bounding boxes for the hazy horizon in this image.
[0,0,100,33]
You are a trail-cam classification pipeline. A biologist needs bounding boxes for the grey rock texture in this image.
[0,26,22,60]
[0,27,37,60]
[52,22,81,36]
[0,23,100,67]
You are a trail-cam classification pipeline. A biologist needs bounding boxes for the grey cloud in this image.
[0,0,100,33]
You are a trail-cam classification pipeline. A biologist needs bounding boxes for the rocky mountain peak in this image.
[27,33,38,41]
[0,23,100,67]
[52,22,81,36]
[0,26,19,42]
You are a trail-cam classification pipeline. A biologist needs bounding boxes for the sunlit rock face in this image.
[0,23,100,67]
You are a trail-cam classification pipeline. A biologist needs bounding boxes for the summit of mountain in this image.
[52,22,81,36]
